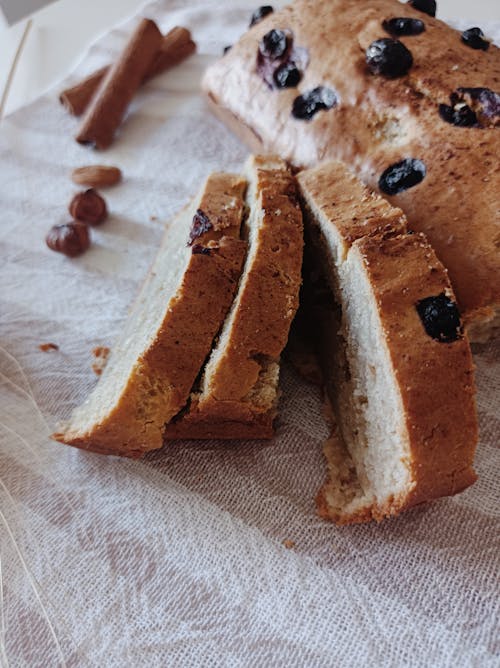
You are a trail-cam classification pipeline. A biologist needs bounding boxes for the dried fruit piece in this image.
[71,165,122,187]
[292,87,338,120]
[438,102,477,127]
[46,222,91,257]
[257,29,308,90]
[461,27,490,51]
[416,294,462,342]
[188,209,212,245]
[456,87,500,123]
[69,189,108,225]
[274,61,302,88]
[378,158,426,195]
[250,5,274,27]
[366,38,413,77]
[407,0,436,17]
[382,17,425,36]
[259,29,288,59]
[439,87,500,128]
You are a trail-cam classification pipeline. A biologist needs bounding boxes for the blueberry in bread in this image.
[203,0,500,340]
[382,17,425,36]
[53,174,248,457]
[165,155,303,440]
[365,38,414,77]
[250,6,274,27]
[297,161,478,523]
[407,0,436,17]
[461,27,490,51]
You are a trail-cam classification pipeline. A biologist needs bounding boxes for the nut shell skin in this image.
[69,189,108,225]
[71,165,122,187]
[46,222,91,257]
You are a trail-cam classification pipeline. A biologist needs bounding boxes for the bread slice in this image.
[297,162,478,523]
[53,173,248,457]
[165,155,303,439]
[203,0,500,340]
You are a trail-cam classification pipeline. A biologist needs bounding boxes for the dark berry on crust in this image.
[259,29,288,59]
[438,103,477,127]
[188,209,212,245]
[416,294,463,342]
[223,45,232,55]
[191,245,212,256]
[257,31,308,90]
[366,39,413,78]
[250,6,274,27]
[379,158,426,195]
[461,27,490,51]
[292,87,338,120]
[274,61,302,88]
[382,17,425,36]
[456,87,500,120]
[407,0,436,17]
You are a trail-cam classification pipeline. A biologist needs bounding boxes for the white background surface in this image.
[0,0,499,116]
[0,0,498,664]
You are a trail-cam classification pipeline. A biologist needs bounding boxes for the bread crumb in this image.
[283,539,295,549]
[39,343,59,352]
[150,215,158,221]
[92,346,110,375]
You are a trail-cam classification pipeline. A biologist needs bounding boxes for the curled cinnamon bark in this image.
[76,18,163,149]
[60,67,107,117]
[61,27,195,116]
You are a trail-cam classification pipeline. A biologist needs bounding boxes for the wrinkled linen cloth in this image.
[0,1,498,665]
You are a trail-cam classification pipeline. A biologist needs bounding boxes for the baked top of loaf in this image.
[53,173,247,457]
[203,0,500,338]
[165,154,304,439]
[297,161,478,523]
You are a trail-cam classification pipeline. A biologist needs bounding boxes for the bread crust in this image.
[203,0,500,337]
[164,155,303,439]
[297,161,478,523]
[53,175,248,457]
[353,233,478,511]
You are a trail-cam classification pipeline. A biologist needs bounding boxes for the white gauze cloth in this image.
[0,1,498,665]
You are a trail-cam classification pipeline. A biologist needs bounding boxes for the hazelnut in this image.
[69,188,107,225]
[46,222,90,257]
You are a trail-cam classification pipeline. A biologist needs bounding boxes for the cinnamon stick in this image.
[61,27,195,116]
[76,18,163,149]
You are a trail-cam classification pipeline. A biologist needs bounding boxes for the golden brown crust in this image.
[203,0,500,336]
[297,162,407,249]
[164,155,303,439]
[53,175,248,457]
[165,397,275,440]
[297,161,478,523]
[354,233,478,509]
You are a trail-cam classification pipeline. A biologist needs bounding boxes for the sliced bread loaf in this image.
[53,173,248,457]
[165,155,303,439]
[297,162,478,523]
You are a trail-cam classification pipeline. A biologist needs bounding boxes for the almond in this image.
[71,165,122,187]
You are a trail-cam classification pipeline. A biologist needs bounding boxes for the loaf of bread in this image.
[53,174,247,457]
[203,0,500,340]
[165,155,303,439]
[297,161,478,523]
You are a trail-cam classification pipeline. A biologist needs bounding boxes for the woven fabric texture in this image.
[0,1,498,665]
